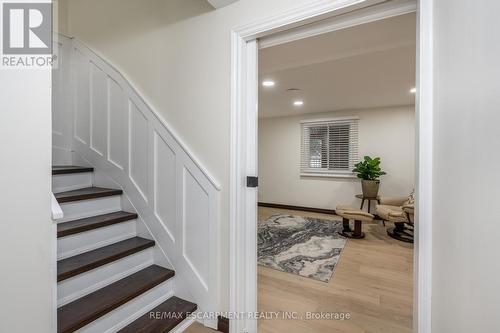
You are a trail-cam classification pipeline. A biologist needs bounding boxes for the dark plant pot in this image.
[361,180,380,198]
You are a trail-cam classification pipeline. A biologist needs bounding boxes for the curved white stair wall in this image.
[53,34,221,328]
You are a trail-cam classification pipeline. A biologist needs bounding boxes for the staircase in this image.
[53,165,197,333]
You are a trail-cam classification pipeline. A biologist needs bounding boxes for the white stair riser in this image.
[57,248,154,307]
[52,172,93,193]
[77,279,174,333]
[58,220,137,260]
[59,196,121,222]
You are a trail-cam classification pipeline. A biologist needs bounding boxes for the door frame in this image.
[229,0,434,332]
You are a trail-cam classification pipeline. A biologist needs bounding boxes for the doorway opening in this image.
[230,1,433,333]
[257,11,416,332]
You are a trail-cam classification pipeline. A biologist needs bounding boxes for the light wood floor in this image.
[187,207,413,333]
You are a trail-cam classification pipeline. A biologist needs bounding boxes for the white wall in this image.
[0,70,53,331]
[432,0,500,332]
[258,106,415,209]
[59,1,500,329]
[53,0,69,34]
[63,0,332,312]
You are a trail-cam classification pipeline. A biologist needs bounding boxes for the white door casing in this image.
[229,1,432,333]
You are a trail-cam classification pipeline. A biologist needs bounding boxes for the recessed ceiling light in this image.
[410,87,416,94]
[262,80,275,87]
[294,100,304,106]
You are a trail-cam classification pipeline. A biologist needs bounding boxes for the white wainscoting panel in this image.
[183,168,210,290]
[90,62,108,157]
[108,78,127,170]
[153,131,176,242]
[54,36,221,324]
[74,48,91,145]
[53,42,65,138]
[52,34,74,164]
[128,101,149,202]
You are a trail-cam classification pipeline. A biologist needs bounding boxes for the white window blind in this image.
[300,118,359,176]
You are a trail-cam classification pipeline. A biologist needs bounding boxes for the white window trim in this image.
[300,117,359,177]
[300,116,360,123]
[300,172,358,179]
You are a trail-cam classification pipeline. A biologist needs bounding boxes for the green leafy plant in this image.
[352,156,386,180]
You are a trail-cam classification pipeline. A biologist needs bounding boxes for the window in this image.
[300,118,359,176]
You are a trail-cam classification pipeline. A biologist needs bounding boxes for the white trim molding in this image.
[259,0,417,48]
[415,0,433,332]
[206,0,239,9]
[299,116,360,124]
[235,0,385,41]
[299,173,357,179]
[230,1,431,333]
[51,193,64,220]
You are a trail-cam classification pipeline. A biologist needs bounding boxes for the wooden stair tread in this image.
[57,211,138,238]
[55,187,123,203]
[53,165,94,175]
[58,265,175,333]
[57,237,155,282]
[118,296,197,333]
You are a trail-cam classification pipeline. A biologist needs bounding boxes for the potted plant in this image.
[353,156,386,198]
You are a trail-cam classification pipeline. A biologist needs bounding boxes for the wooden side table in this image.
[355,194,380,214]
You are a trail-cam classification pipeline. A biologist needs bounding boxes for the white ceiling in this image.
[258,13,416,118]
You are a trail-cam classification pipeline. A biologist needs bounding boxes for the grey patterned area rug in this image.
[258,214,347,282]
